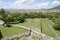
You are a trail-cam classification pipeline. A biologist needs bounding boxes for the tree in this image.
[0,9,7,22]
[53,24,60,30]
[0,30,3,40]
[53,18,60,30]
[18,14,25,23]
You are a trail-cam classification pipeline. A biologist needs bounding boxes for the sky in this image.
[0,0,60,9]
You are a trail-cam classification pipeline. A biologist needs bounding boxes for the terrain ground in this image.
[0,25,29,37]
[0,18,60,38]
[19,18,59,38]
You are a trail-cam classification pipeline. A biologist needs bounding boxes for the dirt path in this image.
[12,24,54,40]
[13,25,41,34]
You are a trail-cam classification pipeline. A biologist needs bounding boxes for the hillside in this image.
[50,5,60,10]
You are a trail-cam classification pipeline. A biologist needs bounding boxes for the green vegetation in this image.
[0,25,29,37]
[41,19,55,38]
[0,9,60,38]
[0,9,26,27]
[19,18,56,37]
[32,36,39,40]
[50,18,60,36]
[19,18,60,37]
[19,18,40,28]
[21,37,27,40]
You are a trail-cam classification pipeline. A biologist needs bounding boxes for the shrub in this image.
[53,24,60,30]
[3,23,12,28]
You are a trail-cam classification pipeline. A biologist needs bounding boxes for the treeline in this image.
[52,18,60,30]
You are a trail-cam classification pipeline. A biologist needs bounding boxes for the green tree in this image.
[53,18,60,30]
[18,14,25,23]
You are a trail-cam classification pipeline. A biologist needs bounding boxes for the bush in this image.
[19,18,25,23]
[3,23,12,27]
[53,24,60,30]
[0,30,3,39]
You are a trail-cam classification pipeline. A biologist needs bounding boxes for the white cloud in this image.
[0,1,13,9]
[0,0,50,9]
[12,1,50,9]
[0,1,3,8]
[38,2,50,7]
[52,0,60,5]
[13,0,35,5]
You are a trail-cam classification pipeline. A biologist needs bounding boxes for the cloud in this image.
[52,0,60,5]
[28,2,50,9]
[13,0,35,5]
[10,2,50,9]
[38,2,50,7]
[0,0,50,9]
[0,1,13,9]
[0,1,3,8]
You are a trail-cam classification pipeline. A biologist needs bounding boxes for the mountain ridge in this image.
[50,5,60,10]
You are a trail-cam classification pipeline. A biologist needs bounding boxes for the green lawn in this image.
[42,20,55,38]
[47,19,60,36]
[55,30,60,36]
[46,19,54,26]
[19,18,56,38]
[19,18,41,28]
[1,18,59,38]
[0,25,29,37]
[32,36,39,40]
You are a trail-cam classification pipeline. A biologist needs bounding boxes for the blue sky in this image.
[0,0,60,9]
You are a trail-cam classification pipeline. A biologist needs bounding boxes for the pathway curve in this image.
[12,24,54,40]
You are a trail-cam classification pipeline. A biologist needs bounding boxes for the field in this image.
[42,19,55,38]
[0,18,60,38]
[19,18,58,38]
[47,19,60,36]
[0,25,29,37]
[19,18,41,28]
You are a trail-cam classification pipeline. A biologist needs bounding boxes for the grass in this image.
[55,30,60,36]
[21,37,27,40]
[42,20,55,38]
[0,25,29,37]
[46,19,54,25]
[19,18,41,28]
[47,19,60,36]
[1,18,58,38]
[32,36,39,40]
[19,18,56,37]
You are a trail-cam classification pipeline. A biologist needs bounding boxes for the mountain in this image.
[50,5,60,10]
